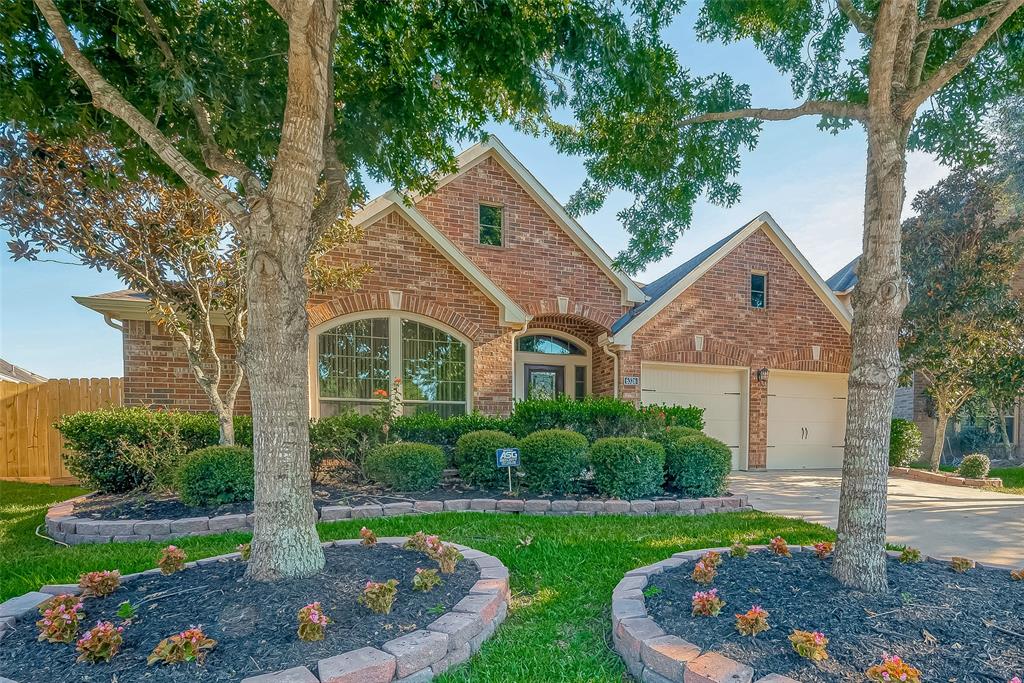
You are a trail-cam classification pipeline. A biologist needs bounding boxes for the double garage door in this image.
[641,363,847,470]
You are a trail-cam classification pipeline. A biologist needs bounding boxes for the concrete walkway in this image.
[729,470,1024,568]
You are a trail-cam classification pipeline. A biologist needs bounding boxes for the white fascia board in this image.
[353,192,530,327]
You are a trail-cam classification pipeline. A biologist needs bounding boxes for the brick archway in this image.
[641,336,754,367]
[766,346,850,373]
[307,292,484,342]
[525,298,616,331]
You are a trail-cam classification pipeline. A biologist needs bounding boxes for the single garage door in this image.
[640,363,747,470]
[767,371,848,469]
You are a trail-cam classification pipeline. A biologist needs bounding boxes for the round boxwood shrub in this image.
[664,434,732,498]
[454,430,519,488]
[175,446,254,507]
[889,418,922,467]
[958,453,991,479]
[589,437,665,499]
[364,442,445,491]
[652,425,704,446]
[519,429,588,494]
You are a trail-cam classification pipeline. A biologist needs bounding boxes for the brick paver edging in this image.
[610,544,1020,683]
[45,493,751,546]
[889,466,1003,489]
[0,536,510,683]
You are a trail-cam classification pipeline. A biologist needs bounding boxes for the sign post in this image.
[495,447,520,495]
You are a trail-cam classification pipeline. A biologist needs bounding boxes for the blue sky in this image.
[0,7,948,378]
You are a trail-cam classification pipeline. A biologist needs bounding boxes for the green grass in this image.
[990,466,1024,495]
[1,481,832,682]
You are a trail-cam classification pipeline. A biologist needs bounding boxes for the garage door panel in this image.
[767,371,848,470]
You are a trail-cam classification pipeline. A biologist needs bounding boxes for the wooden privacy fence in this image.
[1,378,123,484]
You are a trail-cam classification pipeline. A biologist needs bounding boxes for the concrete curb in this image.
[889,466,1002,489]
[0,537,510,683]
[44,493,751,546]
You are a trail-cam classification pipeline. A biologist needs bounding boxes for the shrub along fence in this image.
[0,378,123,484]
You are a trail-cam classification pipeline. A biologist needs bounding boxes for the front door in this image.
[525,364,564,400]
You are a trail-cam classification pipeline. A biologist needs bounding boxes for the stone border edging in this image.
[45,492,750,545]
[889,466,1002,489]
[0,536,510,683]
[610,545,1020,683]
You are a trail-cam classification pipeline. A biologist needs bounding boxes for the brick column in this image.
[747,371,767,469]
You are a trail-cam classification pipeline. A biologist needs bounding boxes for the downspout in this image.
[601,340,619,399]
[510,323,530,405]
[102,314,124,332]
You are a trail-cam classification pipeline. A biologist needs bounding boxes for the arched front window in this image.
[315,314,469,418]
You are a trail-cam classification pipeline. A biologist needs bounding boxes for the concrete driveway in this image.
[730,470,1024,568]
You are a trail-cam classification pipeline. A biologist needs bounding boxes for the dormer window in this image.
[479,204,503,246]
[751,273,767,308]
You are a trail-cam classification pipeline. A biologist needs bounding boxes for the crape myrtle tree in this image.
[0,0,639,580]
[899,168,1024,470]
[0,132,365,446]
[553,0,1024,592]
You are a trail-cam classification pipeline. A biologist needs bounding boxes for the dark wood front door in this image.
[525,364,564,400]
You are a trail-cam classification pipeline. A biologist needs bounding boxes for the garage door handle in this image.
[641,388,656,392]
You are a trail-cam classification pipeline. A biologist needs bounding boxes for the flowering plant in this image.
[371,377,403,438]
[79,570,121,597]
[413,567,442,592]
[691,589,725,617]
[735,605,769,637]
[691,560,716,585]
[157,545,188,575]
[812,541,833,559]
[404,531,439,553]
[428,539,463,574]
[147,626,218,665]
[76,621,124,663]
[1012,569,1024,581]
[359,579,399,614]
[866,654,922,683]
[729,542,749,559]
[37,594,84,643]
[297,602,331,641]
[360,526,378,547]
[237,543,251,561]
[950,556,975,573]
[701,550,723,568]
[769,536,791,557]
[789,630,828,661]
[899,547,922,563]
[1010,677,1021,683]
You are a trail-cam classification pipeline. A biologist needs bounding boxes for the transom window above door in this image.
[315,314,469,418]
[517,334,585,355]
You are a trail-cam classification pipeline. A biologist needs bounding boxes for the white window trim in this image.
[308,310,474,419]
[751,270,768,309]
[514,328,591,401]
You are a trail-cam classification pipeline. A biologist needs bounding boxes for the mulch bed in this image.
[72,479,723,522]
[0,543,479,682]
[646,552,1024,682]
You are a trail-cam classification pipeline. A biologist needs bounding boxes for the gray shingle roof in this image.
[825,256,860,293]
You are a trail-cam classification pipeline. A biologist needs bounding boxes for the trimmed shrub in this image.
[394,412,513,460]
[519,429,589,494]
[454,430,519,488]
[664,434,732,497]
[175,446,254,506]
[510,396,684,442]
[652,425,704,446]
[889,418,922,467]
[364,442,445,491]
[589,437,665,499]
[639,404,704,430]
[309,413,386,479]
[958,453,991,479]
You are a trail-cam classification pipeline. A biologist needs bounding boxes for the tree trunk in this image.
[832,121,910,594]
[217,403,236,446]
[930,410,949,471]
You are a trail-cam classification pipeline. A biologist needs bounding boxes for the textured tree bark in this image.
[832,121,910,594]
[217,404,236,446]
[930,411,949,471]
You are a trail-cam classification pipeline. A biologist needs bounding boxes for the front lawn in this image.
[1,481,832,682]
[990,466,1024,495]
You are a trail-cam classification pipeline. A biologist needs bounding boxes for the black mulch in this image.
[645,552,1024,682]
[0,543,480,683]
[72,480,732,522]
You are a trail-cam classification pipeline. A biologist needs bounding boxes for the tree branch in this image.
[838,0,875,34]
[923,0,1008,30]
[32,0,250,228]
[908,0,944,89]
[679,100,867,126]
[902,0,1024,117]
[131,0,265,197]
[310,11,350,237]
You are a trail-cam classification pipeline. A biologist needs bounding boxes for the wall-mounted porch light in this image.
[755,368,769,383]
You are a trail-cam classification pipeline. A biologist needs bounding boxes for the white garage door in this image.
[767,371,848,469]
[640,363,747,470]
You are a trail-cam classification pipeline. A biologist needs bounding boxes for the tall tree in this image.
[1,0,636,580]
[900,168,1024,470]
[554,0,1024,592]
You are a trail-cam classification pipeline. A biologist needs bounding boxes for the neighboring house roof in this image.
[0,358,46,384]
[609,212,853,346]
[352,191,530,326]
[826,256,860,294]
[423,136,647,305]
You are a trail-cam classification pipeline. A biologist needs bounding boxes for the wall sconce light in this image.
[755,368,769,383]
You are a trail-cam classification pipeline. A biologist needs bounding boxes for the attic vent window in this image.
[751,273,767,308]
[479,204,503,246]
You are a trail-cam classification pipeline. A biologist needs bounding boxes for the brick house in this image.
[76,137,854,470]
[826,257,1023,461]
